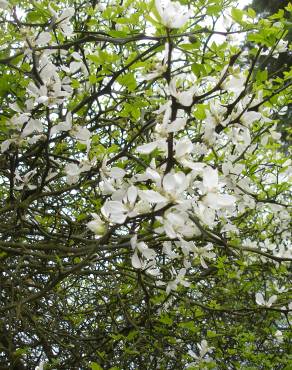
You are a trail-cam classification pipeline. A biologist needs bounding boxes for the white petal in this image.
[65,163,81,176]
[203,193,235,209]
[138,190,167,203]
[167,117,186,133]
[203,166,218,191]
[255,292,265,306]
[37,32,51,44]
[131,251,143,269]
[136,141,158,154]
[110,167,125,179]
[241,111,262,126]
[175,137,193,158]
[69,61,81,74]
[127,185,138,204]
[267,295,277,307]
[1,139,11,153]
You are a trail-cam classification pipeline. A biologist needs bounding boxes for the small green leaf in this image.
[90,362,103,370]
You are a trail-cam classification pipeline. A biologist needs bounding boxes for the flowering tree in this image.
[0,0,291,368]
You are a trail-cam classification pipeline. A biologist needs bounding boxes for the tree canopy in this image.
[0,0,291,369]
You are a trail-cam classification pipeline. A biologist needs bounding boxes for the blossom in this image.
[64,161,92,184]
[50,113,72,136]
[49,6,74,36]
[169,77,197,106]
[21,119,43,138]
[156,211,200,239]
[240,110,262,127]
[130,235,159,274]
[202,166,236,209]
[275,40,288,54]
[255,292,277,307]
[14,169,37,190]
[87,213,106,236]
[71,125,91,153]
[166,268,190,294]
[188,339,212,365]
[155,0,193,29]
[101,186,139,224]
[192,243,216,268]
[222,72,246,94]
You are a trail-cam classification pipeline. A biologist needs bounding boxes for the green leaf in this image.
[90,362,103,370]
[231,8,243,23]
[117,73,137,91]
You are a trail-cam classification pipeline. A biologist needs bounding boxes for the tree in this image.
[0,0,291,368]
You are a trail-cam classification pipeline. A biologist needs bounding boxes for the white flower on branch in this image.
[188,339,212,365]
[37,32,52,45]
[222,71,246,95]
[71,125,91,153]
[50,113,72,136]
[14,169,37,190]
[87,213,106,236]
[21,119,43,138]
[130,235,159,274]
[169,77,197,106]
[202,166,236,210]
[49,6,75,36]
[101,186,139,224]
[192,243,216,269]
[64,160,92,184]
[155,0,193,29]
[166,267,190,294]
[255,292,277,307]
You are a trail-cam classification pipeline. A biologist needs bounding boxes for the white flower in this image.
[97,3,106,11]
[222,72,246,94]
[130,235,158,271]
[136,141,159,154]
[87,213,106,236]
[188,339,212,365]
[71,125,91,153]
[156,211,200,239]
[110,167,126,180]
[37,32,51,45]
[167,117,187,132]
[56,7,75,36]
[255,292,277,307]
[50,114,72,136]
[162,171,189,202]
[201,167,236,209]
[155,0,193,29]
[174,137,193,160]
[35,361,45,370]
[1,139,12,153]
[203,192,236,209]
[274,330,283,343]
[240,111,262,127]
[169,77,197,106]
[166,268,190,294]
[101,200,128,224]
[139,190,167,203]
[64,163,81,184]
[14,169,37,190]
[275,40,288,53]
[21,119,43,138]
[192,243,216,268]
